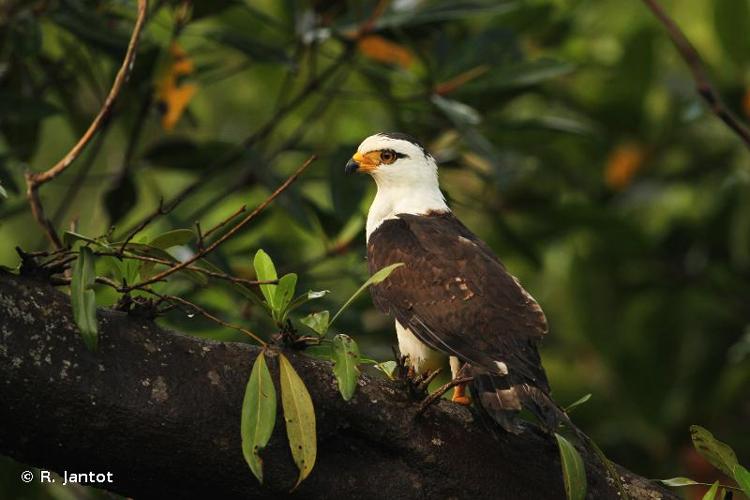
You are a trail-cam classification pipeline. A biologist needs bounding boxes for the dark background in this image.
[1,0,748,498]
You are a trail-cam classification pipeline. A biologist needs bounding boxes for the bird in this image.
[345,132,560,433]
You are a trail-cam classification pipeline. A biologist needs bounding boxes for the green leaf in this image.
[71,247,98,350]
[702,481,720,500]
[300,311,330,337]
[0,184,6,199]
[460,59,573,94]
[148,229,195,249]
[361,1,518,30]
[660,478,744,493]
[125,243,208,285]
[555,433,587,500]
[279,354,317,489]
[253,249,278,309]
[331,334,361,401]
[714,0,750,66]
[374,360,398,379]
[137,230,196,278]
[241,352,277,484]
[660,477,700,487]
[302,343,332,361]
[564,393,592,413]
[690,425,742,479]
[735,465,750,496]
[330,263,404,326]
[63,231,101,247]
[431,94,481,126]
[274,273,298,320]
[286,290,330,315]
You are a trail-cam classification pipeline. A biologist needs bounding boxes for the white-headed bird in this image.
[346,132,559,433]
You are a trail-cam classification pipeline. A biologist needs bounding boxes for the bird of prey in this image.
[345,132,559,433]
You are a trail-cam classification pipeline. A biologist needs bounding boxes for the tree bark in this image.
[0,271,676,499]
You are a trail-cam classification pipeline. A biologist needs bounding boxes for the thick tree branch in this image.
[0,272,676,499]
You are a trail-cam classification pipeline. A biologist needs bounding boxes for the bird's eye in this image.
[380,150,396,164]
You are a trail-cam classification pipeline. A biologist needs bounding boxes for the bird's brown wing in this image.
[367,212,550,393]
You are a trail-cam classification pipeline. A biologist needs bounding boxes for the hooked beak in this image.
[345,151,378,175]
[345,158,359,175]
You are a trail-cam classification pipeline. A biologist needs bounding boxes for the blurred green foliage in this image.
[1,0,749,497]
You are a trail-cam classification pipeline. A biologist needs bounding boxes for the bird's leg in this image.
[391,345,439,399]
[416,375,474,417]
[449,357,471,406]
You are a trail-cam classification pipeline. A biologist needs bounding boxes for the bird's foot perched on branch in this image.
[390,346,441,399]
[417,376,475,417]
[451,382,471,406]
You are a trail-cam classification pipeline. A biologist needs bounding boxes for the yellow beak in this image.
[345,151,380,174]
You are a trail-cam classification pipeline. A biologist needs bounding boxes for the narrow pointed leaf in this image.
[702,481,720,500]
[274,273,297,318]
[125,242,207,285]
[734,465,750,496]
[300,311,330,336]
[241,352,277,484]
[63,231,100,247]
[660,477,700,487]
[138,229,196,278]
[148,229,195,249]
[71,247,98,350]
[565,393,592,413]
[253,249,278,308]
[690,426,741,479]
[555,433,587,500]
[286,289,330,315]
[374,360,398,379]
[331,334,361,401]
[330,263,403,326]
[279,354,316,488]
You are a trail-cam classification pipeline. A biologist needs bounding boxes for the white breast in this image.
[395,321,446,374]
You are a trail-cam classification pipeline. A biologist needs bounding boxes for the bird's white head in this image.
[346,132,449,239]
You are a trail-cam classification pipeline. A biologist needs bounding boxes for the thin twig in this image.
[202,204,247,241]
[194,221,204,250]
[125,155,317,290]
[94,251,278,286]
[416,376,474,417]
[71,275,267,346]
[641,0,750,150]
[24,0,149,249]
[147,291,267,346]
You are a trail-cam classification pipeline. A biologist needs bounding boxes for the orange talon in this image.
[452,383,471,406]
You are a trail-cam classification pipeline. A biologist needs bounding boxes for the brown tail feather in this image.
[468,370,565,434]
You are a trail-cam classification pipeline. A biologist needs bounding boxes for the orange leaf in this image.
[604,142,646,190]
[434,65,490,95]
[357,35,413,68]
[155,42,198,131]
[743,88,750,119]
[160,83,197,131]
